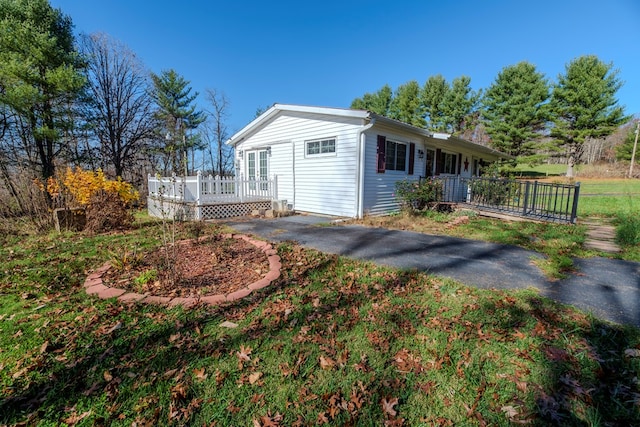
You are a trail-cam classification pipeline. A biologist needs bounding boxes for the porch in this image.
[425,176,581,224]
[147,172,279,220]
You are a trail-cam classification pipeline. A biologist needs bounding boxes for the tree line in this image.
[0,0,234,196]
[351,58,633,176]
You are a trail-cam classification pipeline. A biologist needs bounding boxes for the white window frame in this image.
[385,140,407,172]
[305,137,336,158]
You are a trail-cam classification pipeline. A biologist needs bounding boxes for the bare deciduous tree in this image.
[81,32,156,178]
[205,88,233,175]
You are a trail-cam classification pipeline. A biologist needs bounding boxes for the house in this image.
[226,104,510,218]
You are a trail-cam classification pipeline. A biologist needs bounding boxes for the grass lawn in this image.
[1,217,639,426]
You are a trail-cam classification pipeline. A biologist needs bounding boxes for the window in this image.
[385,140,407,171]
[441,152,458,174]
[306,138,336,156]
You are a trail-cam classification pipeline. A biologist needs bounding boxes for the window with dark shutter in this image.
[376,135,386,173]
[408,143,415,175]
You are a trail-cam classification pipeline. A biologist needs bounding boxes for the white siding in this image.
[235,111,364,217]
[362,129,426,216]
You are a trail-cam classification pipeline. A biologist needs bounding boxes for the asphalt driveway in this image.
[225,215,640,328]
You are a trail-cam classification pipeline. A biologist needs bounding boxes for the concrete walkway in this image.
[225,215,640,328]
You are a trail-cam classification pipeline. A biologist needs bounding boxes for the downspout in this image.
[355,117,376,218]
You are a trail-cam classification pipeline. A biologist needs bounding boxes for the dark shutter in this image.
[376,135,386,173]
[435,148,442,175]
[457,153,462,175]
[408,143,415,175]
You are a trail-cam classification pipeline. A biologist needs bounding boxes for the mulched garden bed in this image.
[102,234,270,298]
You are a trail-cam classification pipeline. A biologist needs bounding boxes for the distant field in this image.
[514,165,640,217]
[514,162,630,179]
[514,163,567,176]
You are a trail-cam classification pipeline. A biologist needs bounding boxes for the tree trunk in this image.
[566,143,576,177]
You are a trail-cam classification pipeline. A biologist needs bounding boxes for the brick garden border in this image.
[83,233,281,308]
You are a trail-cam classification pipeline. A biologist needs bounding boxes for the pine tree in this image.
[150,69,205,175]
[615,120,640,164]
[350,84,393,116]
[482,62,550,163]
[0,0,85,179]
[550,55,629,177]
[442,76,481,134]
[388,80,425,127]
[422,75,449,132]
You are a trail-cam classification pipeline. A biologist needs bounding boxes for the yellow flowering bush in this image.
[38,167,139,232]
[42,167,139,207]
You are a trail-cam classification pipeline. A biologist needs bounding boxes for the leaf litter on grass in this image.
[1,226,639,425]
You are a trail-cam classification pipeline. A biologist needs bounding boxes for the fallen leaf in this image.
[237,345,252,362]
[317,412,329,424]
[215,370,228,385]
[501,405,519,418]
[624,348,640,358]
[220,321,238,328]
[193,367,207,380]
[227,402,241,413]
[12,367,27,379]
[381,397,398,417]
[319,355,335,370]
[248,372,263,385]
[106,321,123,334]
[40,340,49,354]
[62,410,91,425]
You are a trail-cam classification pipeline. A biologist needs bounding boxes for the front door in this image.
[247,150,269,189]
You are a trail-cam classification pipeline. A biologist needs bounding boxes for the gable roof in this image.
[226,103,512,159]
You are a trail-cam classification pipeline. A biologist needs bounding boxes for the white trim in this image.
[226,104,369,147]
[385,139,408,172]
[355,119,376,219]
[304,137,337,158]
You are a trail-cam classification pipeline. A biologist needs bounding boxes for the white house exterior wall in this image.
[235,111,364,217]
[362,128,426,216]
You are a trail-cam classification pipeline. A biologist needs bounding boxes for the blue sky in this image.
[50,0,640,133]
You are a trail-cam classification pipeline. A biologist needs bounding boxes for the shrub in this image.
[469,178,519,206]
[84,190,135,233]
[46,167,139,207]
[616,214,640,246]
[394,179,443,212]
[39,167,139,232]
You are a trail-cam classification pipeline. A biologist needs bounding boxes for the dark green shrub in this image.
[469,178,519,206]
[394,179,443,212]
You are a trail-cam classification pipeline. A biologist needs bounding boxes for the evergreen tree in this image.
[350,84,392,115]
[388,80,425,127]
[615,120,640,164]
[550,55,629,177]
[150,69,205,175]
[0,0,85,179]
[482,62,550,163]
[422,75,449,132]
[442,76,481,134]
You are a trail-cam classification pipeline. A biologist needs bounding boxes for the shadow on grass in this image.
[477,293,640,425]
[2,235,639,425]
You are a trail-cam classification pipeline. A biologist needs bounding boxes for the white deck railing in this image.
[148,171,277,205]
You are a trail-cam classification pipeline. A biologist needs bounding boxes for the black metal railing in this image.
[421,176,580,224]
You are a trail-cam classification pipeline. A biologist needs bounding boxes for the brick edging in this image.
[83,234,281,308]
